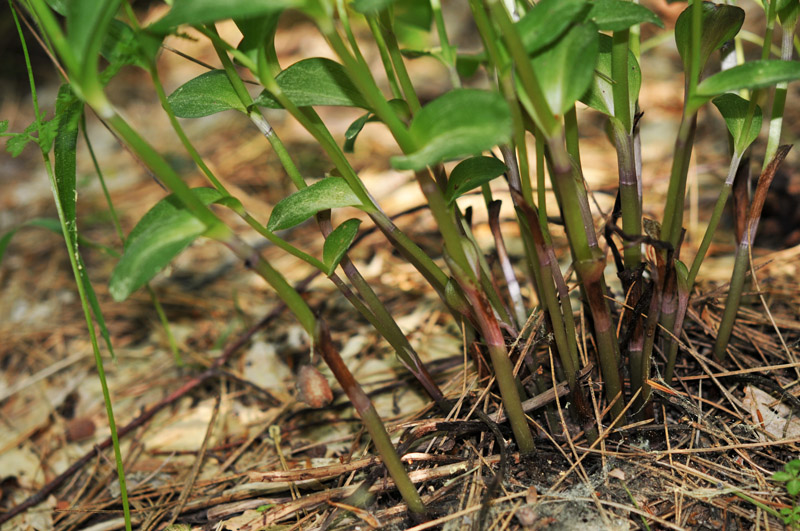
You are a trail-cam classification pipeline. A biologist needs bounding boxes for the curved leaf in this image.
[168,70,247,118]
[391,89,512,170]
[255,58,369,109]
[531,22,599,116]
[110,188,223,301]
[778,0,800,27]
[675,3,744,76]
[267,178,363,231]
[711,93,762,154]
[581,34,641,118]
[516,0,588,55]
[585,0,663,31]
[695,60,800,102]
[323,219,362,274]
[445,157,508,205]
[149,0,301,33]
[236,13,281,70]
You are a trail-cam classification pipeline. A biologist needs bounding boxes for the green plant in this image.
[3,0,800,524]
[774,459,800,527]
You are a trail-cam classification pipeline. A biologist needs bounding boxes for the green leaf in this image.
[777,0,800,27]
[585,0,663,31]
[444,157,507,205]
[101,19,161,78]
[675,3,744,76]
[149,0,301,33]
[323,218,361,274]
[110,188,223,301]
[531,22,599,115]
[516,0,588,55]
[693,60,800,109]
[391,89,512,170]
[5,115,59,157]
[581,34,641,118]
[711,93,762,154]
[168,70,247,118]
[343,99,409,152]
[236,13,281,70]
[774,471,794,482]
[45,0,67,15]
[54,85,83,243]
[786,459,800,475]
[787,478,800,496]
[455,54,483,78]
[255,58,369,109]
[0,120,8,133]
[267,178,364,231]
[395,0,432,30]
[352,0,396,14]
[343,112,371,153]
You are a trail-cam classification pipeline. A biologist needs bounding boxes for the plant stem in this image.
[376,11,422,113]
[661,111,698,249]
[315,321,426,513]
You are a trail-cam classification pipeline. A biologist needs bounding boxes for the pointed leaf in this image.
[344,112,371,153]
[149,0,301,33]
[267,178,363,231]
[254,58,369,109]
[531,22,599,116]
[343,99,409,152]
[323,219,362,274]
[391,89,512,170]
[236,13,281,69]
[445,157,507,205]
[585,0,663,31]
[675,3,744,75]
[778,0,800,27]
[54,85,83,243]
[581,34,641,117]
[697,60,800,96]
[168,70,247,118]
[110,188,223,301]
[711,93,762,154]
[516,0,588,55]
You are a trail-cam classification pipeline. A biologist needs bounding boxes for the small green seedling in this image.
[773,459,800,527]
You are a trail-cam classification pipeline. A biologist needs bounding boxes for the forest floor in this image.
[2,2,800,530]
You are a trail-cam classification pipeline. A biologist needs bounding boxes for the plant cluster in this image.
[3,0,800,526]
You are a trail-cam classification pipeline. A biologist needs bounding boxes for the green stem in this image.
[687,151,743,286]
[430,0,461,88]
[376,11,422,113]
[712,241,749,361]
[661,110,698,249]
[13,5,130,527]
[315,321,425,513]
[364,15,403,99]
[612,28,633,134]
[447,255,535,454]
[610,118,642,269]
[763,24,795,168]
